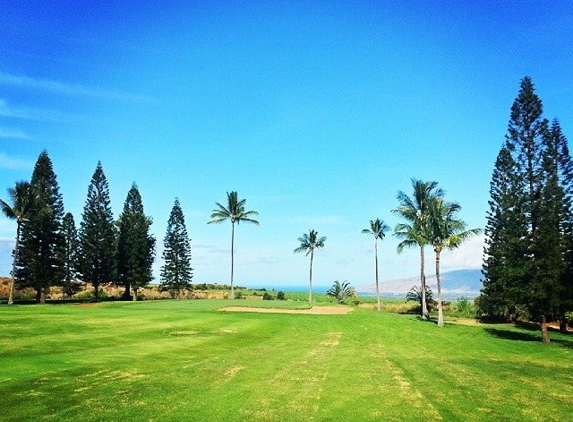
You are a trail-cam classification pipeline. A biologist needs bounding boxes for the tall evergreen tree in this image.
[481,146,529,320]
[79,162,116,302]
[505,76,548,245]
[18,151,65,303]
[548,120,573,331]
[160,199,193,298]
[61,212,81,298]
[117,184,156,301]
[481,77,572,342]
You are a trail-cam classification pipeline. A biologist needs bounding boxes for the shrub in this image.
[276,291,286,301]
[262,292,273,300]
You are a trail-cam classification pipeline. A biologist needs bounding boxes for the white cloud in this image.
[440,235,485,271]
[0,127,30,140]
[0,98,78,122]
[0,71,153,103]
[0,152,34,170]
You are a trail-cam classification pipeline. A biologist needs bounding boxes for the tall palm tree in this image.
[294,229,326,304]
[362,218,390,311]
[208,191,259,299]
[428,197,481,327]
[393,179,444,320]
[0,181,34,305]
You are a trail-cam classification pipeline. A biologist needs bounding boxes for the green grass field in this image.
[1,300,572,422]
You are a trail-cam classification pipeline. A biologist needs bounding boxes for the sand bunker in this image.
[220,305,353,315]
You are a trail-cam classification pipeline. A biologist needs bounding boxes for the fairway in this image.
[1,300,573,422]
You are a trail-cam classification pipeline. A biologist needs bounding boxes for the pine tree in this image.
[505,76,548,244]
[79,162,116,301]
[480,145,529,320]
[117,184,156,301]
[160,199,193,298]
[547,120,573,331]
[61,212,81,298]
[528,125,564,341]
[481,77,573,342]
[18,151,65,303]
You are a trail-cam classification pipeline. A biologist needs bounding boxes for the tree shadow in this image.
[484,327,540,342]
[485,327,573,348]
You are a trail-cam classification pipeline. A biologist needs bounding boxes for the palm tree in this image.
[362,218,390,311]
[326,280,356,304]
[0,181,34,305]
[294,229,326,304]
[208,191,259,299]
[428,197,481,327]
[393,179,444,320]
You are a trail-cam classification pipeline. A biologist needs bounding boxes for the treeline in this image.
[479,77,573,343]
[1,157,193,303]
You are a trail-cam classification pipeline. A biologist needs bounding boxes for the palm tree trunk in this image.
[7,223,20,305]
[436,248,444,327]
[375,239,380,312]
[230,222,235,299]
[420,245,429,320]
[308,250,314,305]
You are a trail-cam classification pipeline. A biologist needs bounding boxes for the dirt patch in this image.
[219,306,353,315]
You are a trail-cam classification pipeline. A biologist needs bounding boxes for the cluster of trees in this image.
[0,154,194,302]
[292,181,478,324]
[480,77,573,343]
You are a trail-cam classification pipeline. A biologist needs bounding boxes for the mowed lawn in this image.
[1,300,573,422]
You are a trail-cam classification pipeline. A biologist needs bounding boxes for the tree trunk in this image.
[308,250,314,305]
[436,247,443,327]
[7,224,20,305]
[541,317,550,343]
[123,283,131,301]
[230,222,235,299]
[132,288,137,301]
[559,317,568,334]
[375,239,381,312]
[420,245,429,320]
[94,284,100,302]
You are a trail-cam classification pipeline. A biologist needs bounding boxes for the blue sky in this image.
[1,0,572,290]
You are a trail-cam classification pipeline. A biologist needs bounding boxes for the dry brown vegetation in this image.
[220,306,354,315]
[0,278,246,301]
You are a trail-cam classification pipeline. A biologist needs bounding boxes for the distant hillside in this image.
[357,269,482,298]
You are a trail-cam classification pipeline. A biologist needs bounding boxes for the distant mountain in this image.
[356,269,482,298]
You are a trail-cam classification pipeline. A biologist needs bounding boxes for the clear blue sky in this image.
[1,0,572,289]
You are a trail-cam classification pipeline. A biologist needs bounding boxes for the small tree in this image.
[326,280,356,304]
[406,285,434,312]
[294,229,326,304]
[0,181,34,305]
[161,199,193,298]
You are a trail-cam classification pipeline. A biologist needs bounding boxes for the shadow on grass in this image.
[485,327,573,349]
[485,328,540,342]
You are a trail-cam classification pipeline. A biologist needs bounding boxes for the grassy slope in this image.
[1,300,572,422]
